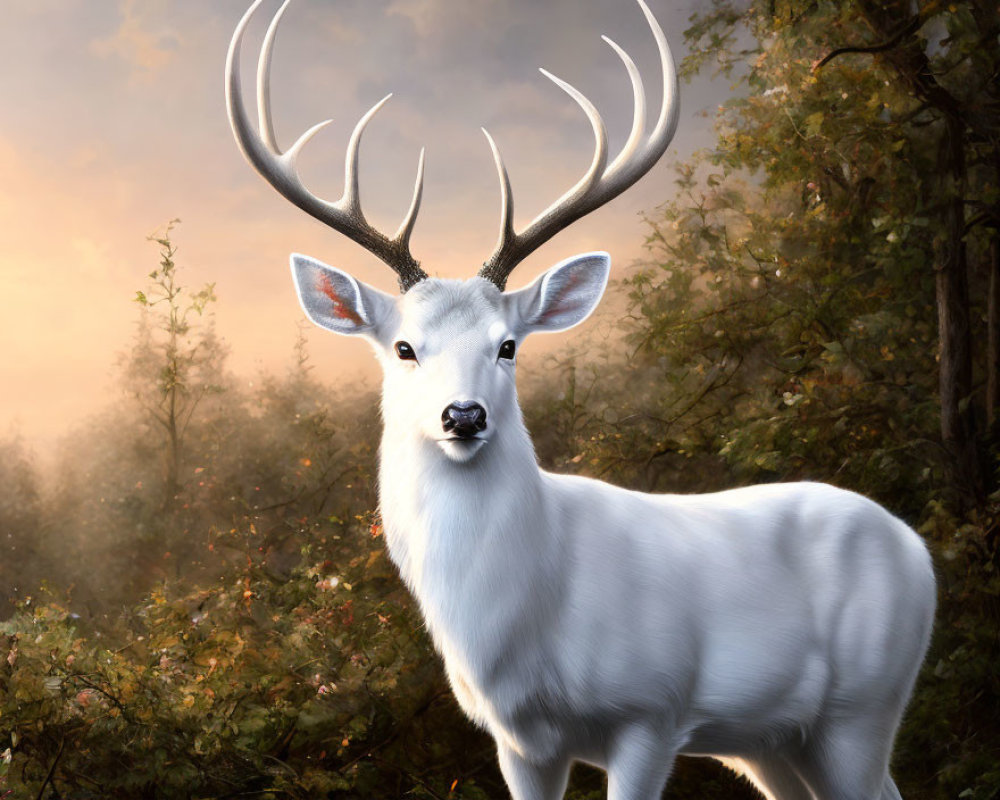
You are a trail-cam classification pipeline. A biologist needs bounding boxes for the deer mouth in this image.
[436,436,487,462]
[441,430,483,442]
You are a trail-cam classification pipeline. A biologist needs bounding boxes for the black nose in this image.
[442,401,487,438]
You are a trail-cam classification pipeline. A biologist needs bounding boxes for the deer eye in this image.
[498,340,516,360]
[395,341,417,361]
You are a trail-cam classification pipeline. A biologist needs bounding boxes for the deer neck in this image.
[378,412,545,587]
[376,409,559,678]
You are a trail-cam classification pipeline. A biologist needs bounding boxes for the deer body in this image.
[227,3,936,797]
[370,276,935,797]
[385,446,933,764]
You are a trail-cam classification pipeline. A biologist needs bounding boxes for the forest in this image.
[2,0,998,797]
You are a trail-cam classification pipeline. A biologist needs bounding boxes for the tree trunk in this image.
[164,363,180,510]
[853,0,988,507]
[988,236,1000,429]
[936,114,984,507]
[166,416,180,507]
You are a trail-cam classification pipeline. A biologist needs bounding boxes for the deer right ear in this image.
[507,251,611,334]
[290,254,394,337]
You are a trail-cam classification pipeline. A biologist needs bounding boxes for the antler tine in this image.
[482,129,515,247]
[532,67,610,233]
[256,0,289,152]
[226,0,428,292]
[342,94,392,218]
[478,68,609,289]
[479,0,679,291]
[601,35,646,175]
[395,147,426,248]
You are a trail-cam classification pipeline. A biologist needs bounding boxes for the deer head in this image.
[226,0,677,463]
[288,251,609,463]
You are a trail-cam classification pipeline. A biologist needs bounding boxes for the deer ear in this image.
[507,251,610,334]
[290,253,394,336]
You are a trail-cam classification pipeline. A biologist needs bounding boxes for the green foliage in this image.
[899,503,1000,800]
[686,0,1000,504]
[0,238,505,797]
[613,163,941,509]
[32,247,384,614]
[0,519,499,799]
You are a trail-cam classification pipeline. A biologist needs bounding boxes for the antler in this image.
[226,0,428,292]
[478,0,679,290]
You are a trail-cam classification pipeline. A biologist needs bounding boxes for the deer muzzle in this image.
[441,402,488,439]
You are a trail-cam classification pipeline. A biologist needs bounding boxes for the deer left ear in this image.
[507,251,610,334]
[290,253,394,337]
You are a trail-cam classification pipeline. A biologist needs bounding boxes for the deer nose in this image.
[442,401,487,438]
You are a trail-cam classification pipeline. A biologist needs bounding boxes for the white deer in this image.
[226,2,937,798]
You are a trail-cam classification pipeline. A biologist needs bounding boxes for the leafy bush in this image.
[900,503,1000,800]
[1,516,500,799]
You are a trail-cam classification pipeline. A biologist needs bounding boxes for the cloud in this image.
[90,0,178,85]
[385,0,504,41]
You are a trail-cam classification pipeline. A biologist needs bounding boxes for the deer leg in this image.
[734,755,814,800]
[606,723,678,800]
[794,717,895,800]
[497,743,570,800]
[881,774,903,800]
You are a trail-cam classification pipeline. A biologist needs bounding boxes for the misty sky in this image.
[1,0,734,446]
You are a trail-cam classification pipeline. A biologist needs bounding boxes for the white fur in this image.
[292,252,936,800]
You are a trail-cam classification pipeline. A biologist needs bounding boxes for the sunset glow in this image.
[1,0,722,444]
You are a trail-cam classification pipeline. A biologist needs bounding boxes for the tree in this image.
[126,221,225,507]
[686,0,1000,505]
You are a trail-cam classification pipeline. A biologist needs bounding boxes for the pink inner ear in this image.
[539,269,585,322]
[317,273,364,325]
